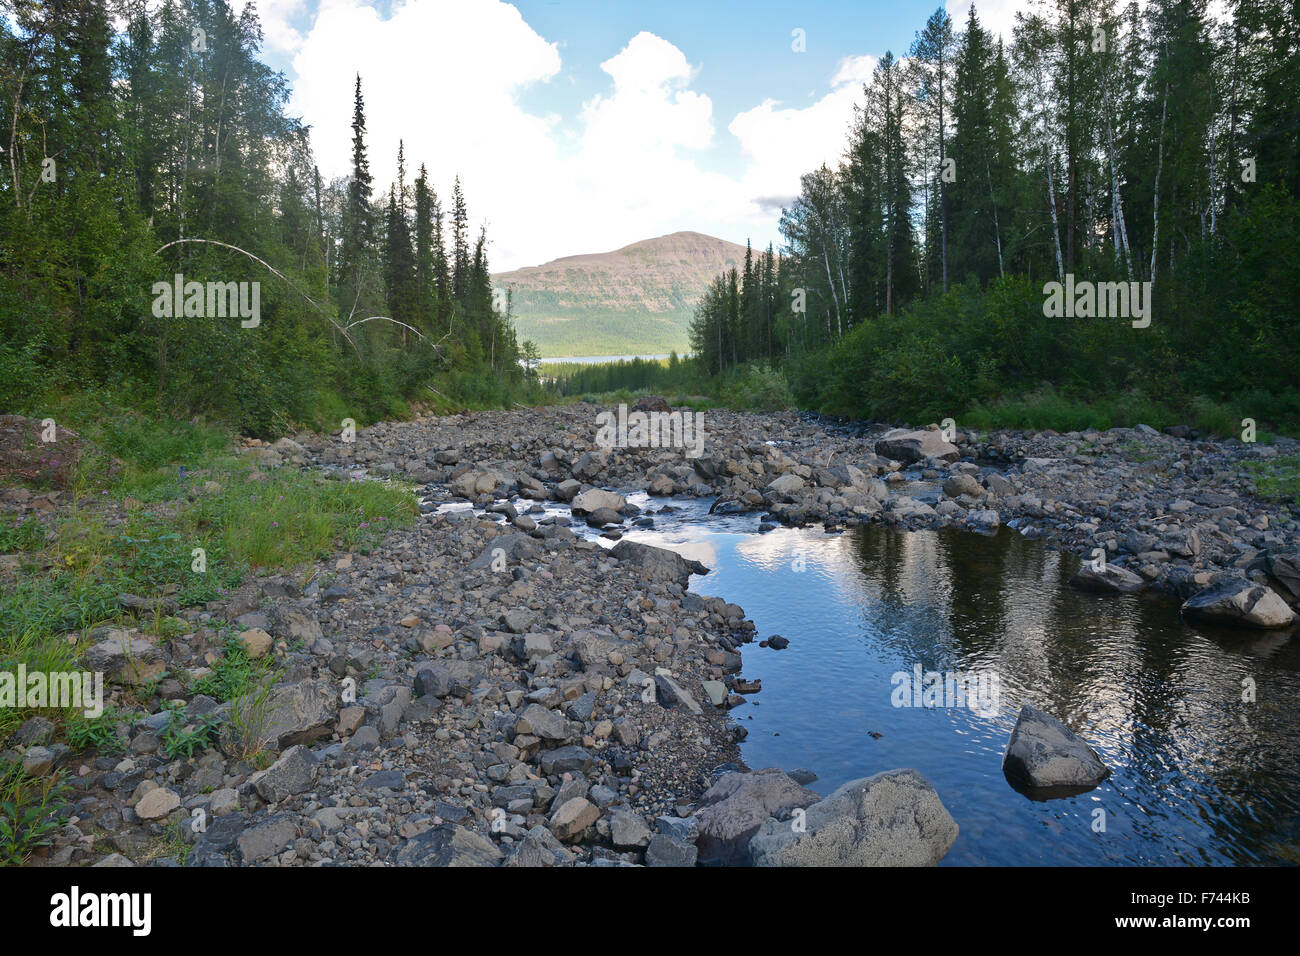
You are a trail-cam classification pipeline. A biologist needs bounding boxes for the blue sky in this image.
[240,0,1024,269]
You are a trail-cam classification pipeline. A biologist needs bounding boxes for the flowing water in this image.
[591,495,1300,866]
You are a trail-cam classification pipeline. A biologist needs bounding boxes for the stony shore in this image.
[5,402,1298,866]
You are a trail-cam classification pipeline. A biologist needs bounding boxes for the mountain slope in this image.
[494,231,748,357]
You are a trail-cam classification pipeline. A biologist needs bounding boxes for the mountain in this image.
[494,231,749,358]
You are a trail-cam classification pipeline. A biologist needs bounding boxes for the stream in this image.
[593,494,1300,866]
[424,482,1300,866]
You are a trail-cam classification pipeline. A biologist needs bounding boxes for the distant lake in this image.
[539,353,686,365]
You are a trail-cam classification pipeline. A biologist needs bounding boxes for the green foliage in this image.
[160,703,223,761]
[0,624,82,742]
[0,515,50,553]
[0,435,416,642]
[0,1,533,440]
[225,664,283,764]
[1244,456,1300,503]
[718,364,794,411]
[0,763,70,865]
[192,636,257,703]
[67,710,128,756]
[549,354,698,397]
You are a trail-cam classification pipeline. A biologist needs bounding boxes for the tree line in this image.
[686,0,1299,429]
[0,0,538,435]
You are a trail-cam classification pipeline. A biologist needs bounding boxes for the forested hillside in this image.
[682,0,1299,432]
[0,0,538,437]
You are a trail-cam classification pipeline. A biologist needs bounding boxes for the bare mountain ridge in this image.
[494,231,748,357]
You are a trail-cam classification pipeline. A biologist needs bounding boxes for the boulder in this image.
[571,487,627,514]
[765,474,806,496]
[1069,561,1146,593]
[1181,578,1296,629]
[467,533,541,570]
[647,474,675,496]
[748,769,958,866]
[254,744,317,803]
[539,745,592,775]
[653,672,703,715]
[262,679,338,749]
[693,768,820,865]
[875,428,960,464]
[83,635,165,686]
[572,450,608,482]
[609,539,708,585]
[237,812,298,863]
[549,797,600,842]
[504,825,573,867]
[394,824,503,866]
[942,473,984,498]
[984,472,1015,495]
[1002,704,1110,793]
[631,396,672,414]
[450,469,511,499]
[609,807,653,849]
[553,478,582,502]
[135,787,181,821]
[267,605,323,643]
[1265,551,1300,601]
[238,627,274,659]
[517,703,568,742]
[584,507,622,527]
[645,832,698,867]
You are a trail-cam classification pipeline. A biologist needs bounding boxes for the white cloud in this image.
[945,0,1028,41]
[235,0,308,55]
[290,0,564,269]
[289,1,872,269]
[729,54,876,215]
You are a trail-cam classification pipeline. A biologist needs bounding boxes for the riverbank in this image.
[2,402,1297,866]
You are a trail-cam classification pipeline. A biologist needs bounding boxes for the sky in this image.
[237,0,1035,271]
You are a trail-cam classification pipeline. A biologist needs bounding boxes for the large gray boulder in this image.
[236,813,298,863]
[609,539,708,585]
[467,533,541,570]
[942,473,984,498]
[572,450,608,481]
[254,744,317,803]
[267,604,323,643]
[262,679,339,750]
[1069,561,1146,593]
[748,769,958,866]
[1181,578,1296,628]
[1265,551,1300,601]
[693,768,820,865]
[765,474,806,496]
[83,634,166,685]
[875,428,960,464]
[1002,704,1110,793]
[504,825,573,867]
[516,703,569,742]
[652,672,703,715]
[393,824,503,866]
[450,469,512,499]
[571,487,627,514]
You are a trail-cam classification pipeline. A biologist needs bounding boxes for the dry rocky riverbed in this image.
[5,402,1299,867]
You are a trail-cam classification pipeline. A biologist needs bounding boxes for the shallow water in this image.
[603,497,1300,866]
